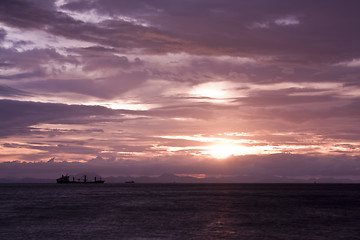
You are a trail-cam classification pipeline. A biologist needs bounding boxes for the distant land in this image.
[0,173,358,184]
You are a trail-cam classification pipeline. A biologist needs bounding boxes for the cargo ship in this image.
[56,174,104,184]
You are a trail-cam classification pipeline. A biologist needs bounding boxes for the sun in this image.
[207,144,245,159]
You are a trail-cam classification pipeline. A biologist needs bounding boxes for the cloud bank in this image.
[1,0,360,181]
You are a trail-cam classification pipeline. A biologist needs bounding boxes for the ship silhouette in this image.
[56,174,104,184]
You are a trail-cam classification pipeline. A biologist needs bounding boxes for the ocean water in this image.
[0,184,359,240]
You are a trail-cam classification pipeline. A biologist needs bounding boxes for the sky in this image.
[0,0,360,181]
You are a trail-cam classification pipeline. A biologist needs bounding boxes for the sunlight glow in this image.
[189,81,242,99]
[158,134,264,158]
[190,82,228,98]
[176,174,206,178]
[207,145,239,158]
[157,133,360,159]
[205,144,261,159]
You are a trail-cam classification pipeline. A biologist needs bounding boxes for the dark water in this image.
[0,184,359,240]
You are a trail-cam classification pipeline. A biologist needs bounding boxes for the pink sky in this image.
[0,0,360,181]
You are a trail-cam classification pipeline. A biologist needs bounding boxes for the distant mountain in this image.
[104,173,201,183]
[102,174,359,184]
[0,177,53,183]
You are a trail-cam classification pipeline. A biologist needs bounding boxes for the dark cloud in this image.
[23,70,147,99]
[4,142,101,155]
[0,0,63,29]
[225,154,360,178]
[0,99,118,137]
[235,89,337,107]
[66,49,146,77]
[0,0,192,54]
[141,103,218,120]
[259,98,360,123]
[56,0,360,62]
[0,28,6,41]
[0,85,28,97]
[0,70,44,80]
[1,0,358,61]
[0,47,76,73]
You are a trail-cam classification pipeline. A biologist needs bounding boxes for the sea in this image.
[0,183,359,240]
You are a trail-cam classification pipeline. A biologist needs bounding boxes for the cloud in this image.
[274,16,300,26]
[250,15,300,29]
[336,59,360,67]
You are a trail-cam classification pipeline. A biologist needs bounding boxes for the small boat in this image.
[125,180,135,184]
[56,174,104,184]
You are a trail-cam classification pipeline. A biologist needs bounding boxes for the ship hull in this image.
[56,174,105,184]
